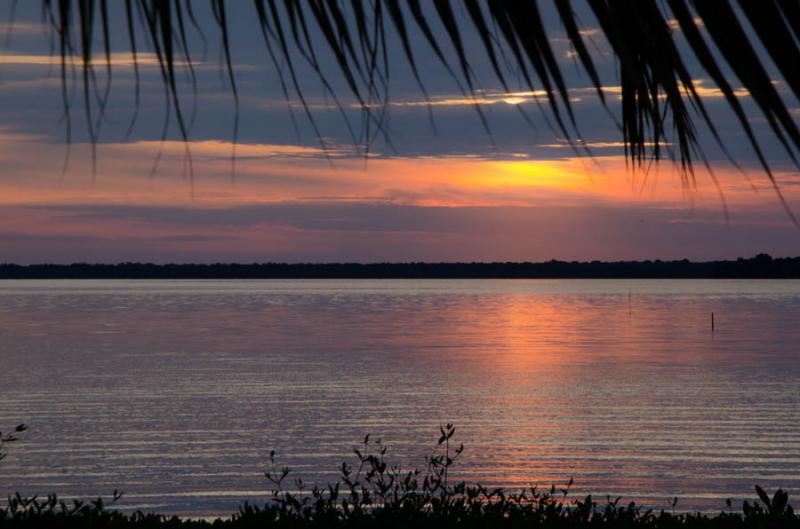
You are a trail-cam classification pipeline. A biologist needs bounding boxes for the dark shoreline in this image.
[1,254,799,279]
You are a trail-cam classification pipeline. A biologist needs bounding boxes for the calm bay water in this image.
[0,279,798,517]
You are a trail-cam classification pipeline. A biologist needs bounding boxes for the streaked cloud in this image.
[0,52,189,68]
[0,22,45,34]
[333,82,749,112]
[539,141,672,149]
[110,139,356,159]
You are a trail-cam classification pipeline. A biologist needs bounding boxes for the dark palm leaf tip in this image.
[28,2,800,220]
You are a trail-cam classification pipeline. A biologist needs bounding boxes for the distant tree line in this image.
[0,254,797,279]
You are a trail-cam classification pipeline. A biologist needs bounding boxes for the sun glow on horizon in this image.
[0,131,794,211]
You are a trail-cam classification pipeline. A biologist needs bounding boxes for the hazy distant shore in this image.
[0,254,799,279]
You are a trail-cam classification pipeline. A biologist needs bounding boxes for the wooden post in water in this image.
[711,312,715,332]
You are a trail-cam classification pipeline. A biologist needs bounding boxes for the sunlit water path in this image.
[1,279,798,517]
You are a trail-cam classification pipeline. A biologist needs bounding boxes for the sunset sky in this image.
[0,2,798,263]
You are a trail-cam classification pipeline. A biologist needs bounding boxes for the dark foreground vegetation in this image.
[1,254,800,279]
[2,425,798,528]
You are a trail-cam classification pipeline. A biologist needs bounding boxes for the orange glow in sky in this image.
[0,134,792,211]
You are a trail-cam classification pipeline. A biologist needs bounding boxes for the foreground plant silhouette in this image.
[1,424,798,528]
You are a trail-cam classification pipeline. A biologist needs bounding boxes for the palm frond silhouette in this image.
[30,1,800,221]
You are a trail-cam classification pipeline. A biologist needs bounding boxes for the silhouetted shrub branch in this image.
[0,426,26,464]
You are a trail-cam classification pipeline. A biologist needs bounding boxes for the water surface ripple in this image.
[0,279,798,516]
